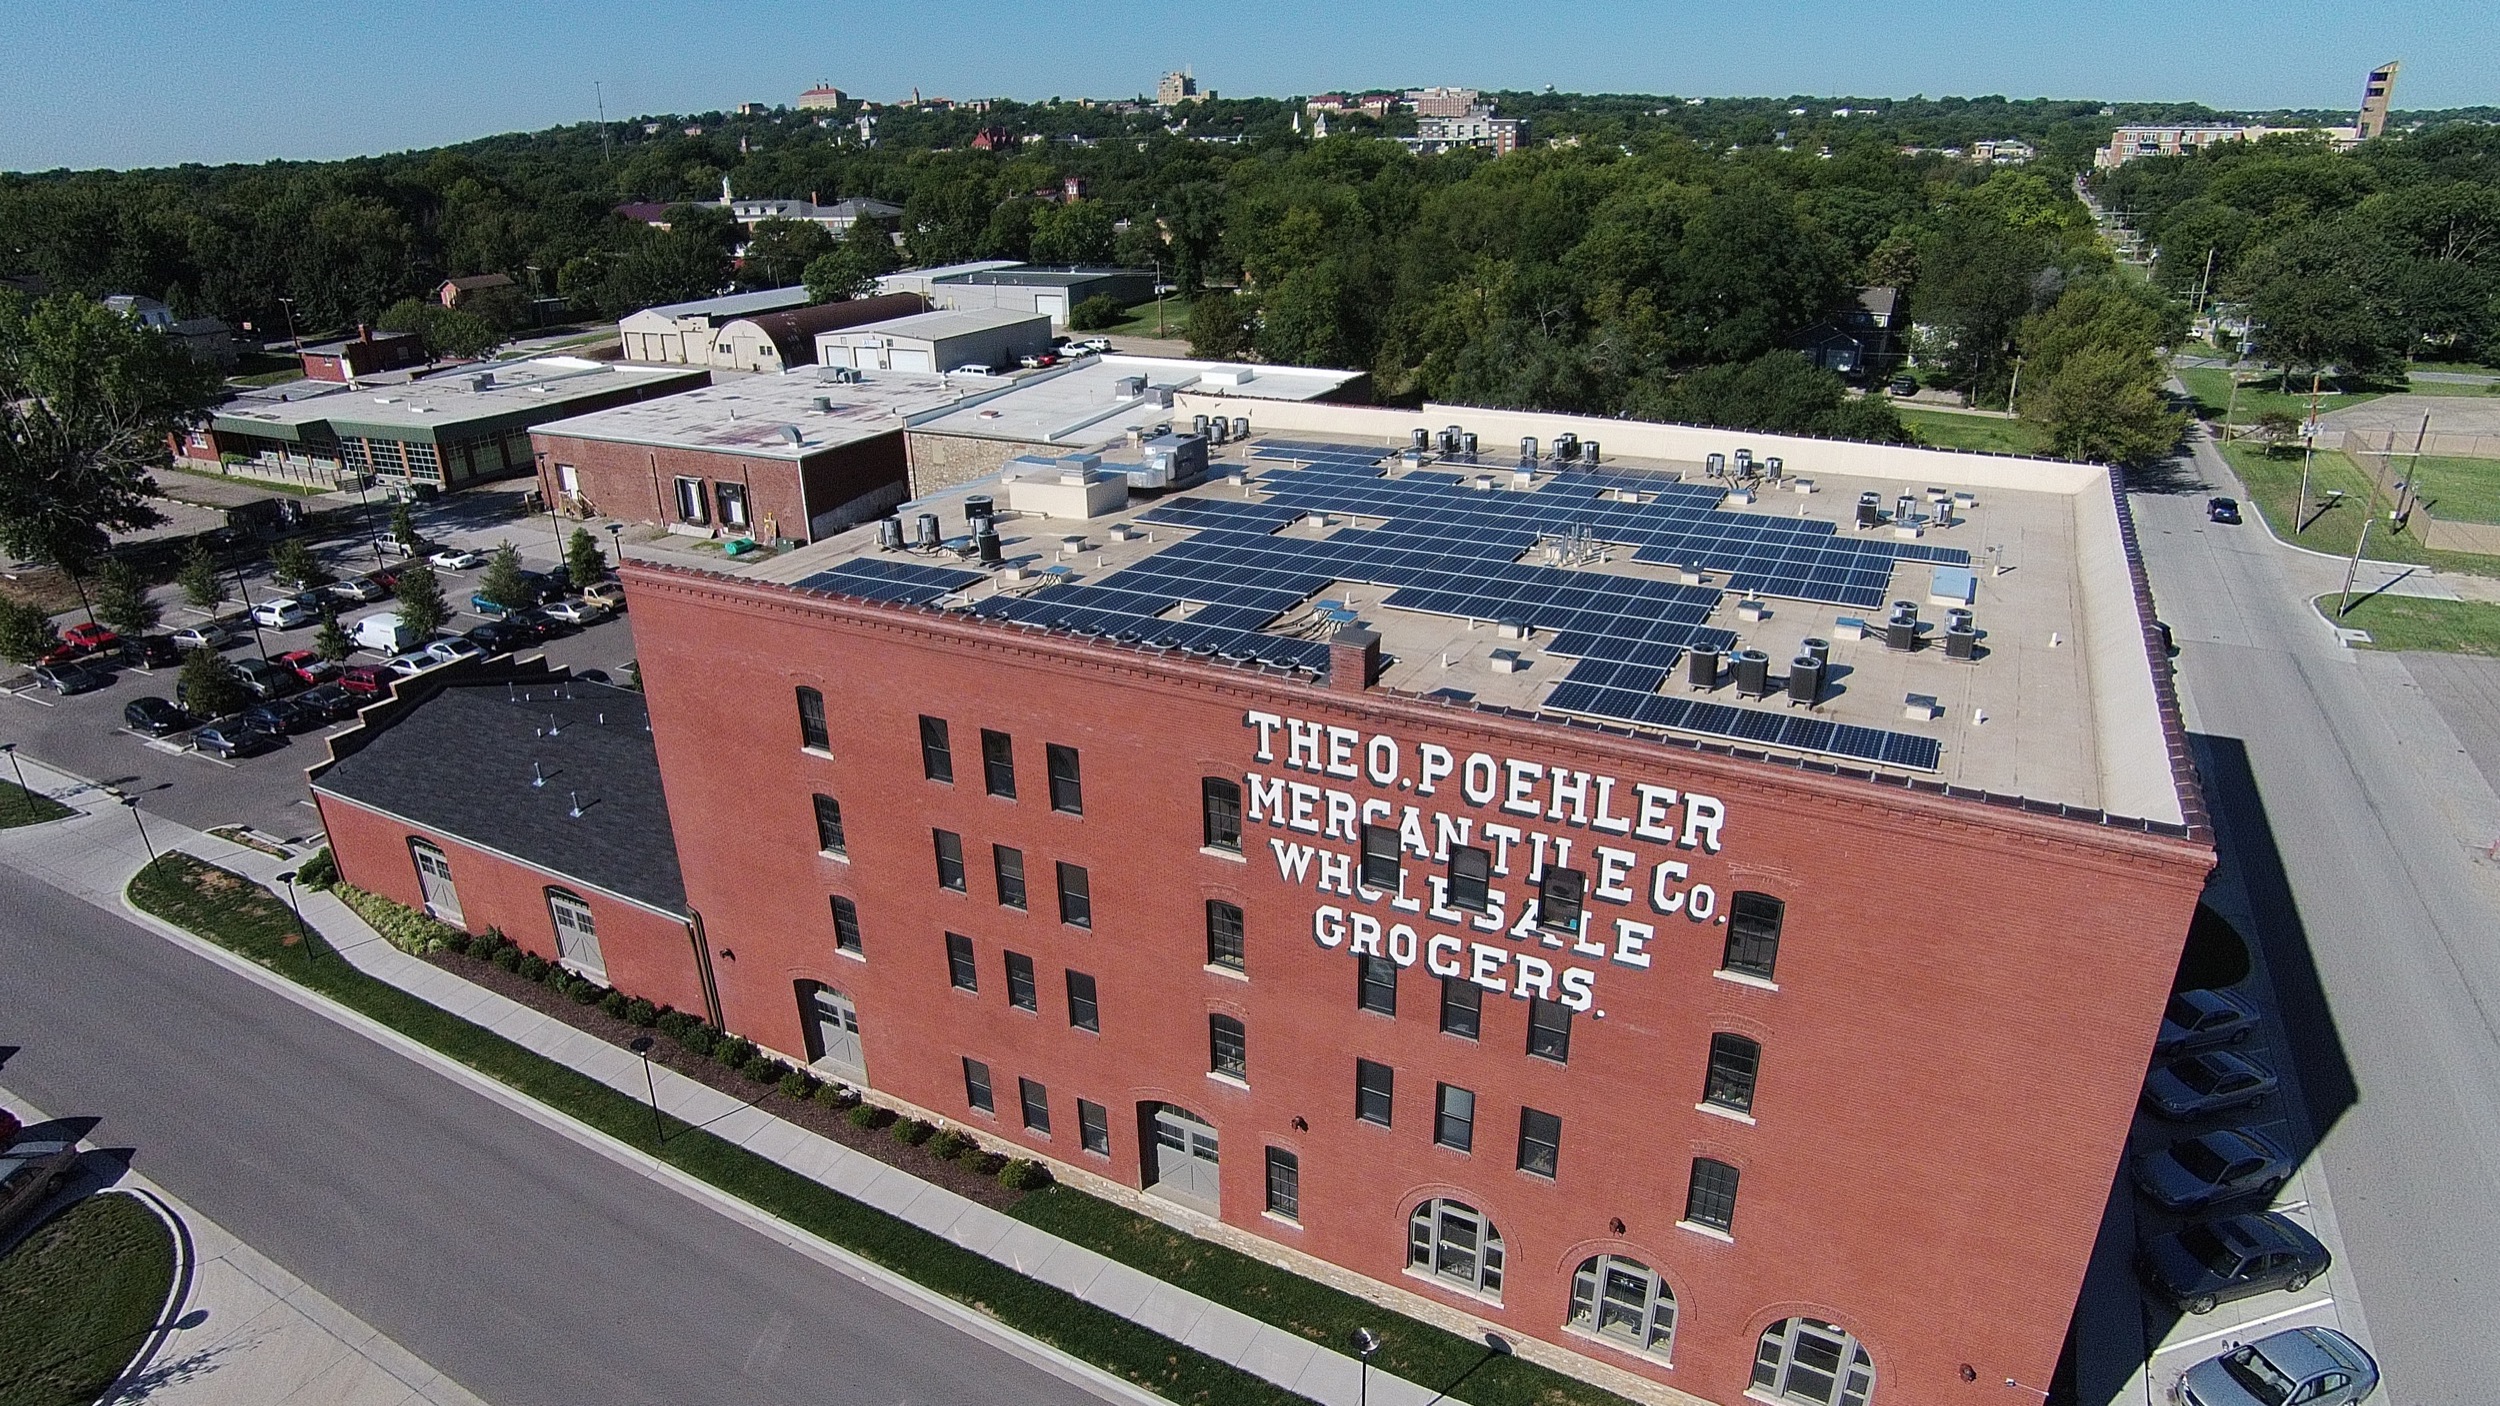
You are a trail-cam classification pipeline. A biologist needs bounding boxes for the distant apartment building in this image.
[301,326,430,382]
[2095,124,2262,168]
[1407,110,1527,157]
[2357,60,2400,140]
[1408,86,1482,118]
[1157,70,1198,106]
[798,84,848,111]
[1968,140,2034,165]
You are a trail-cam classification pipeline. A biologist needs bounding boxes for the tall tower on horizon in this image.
[2357,60,2400,141]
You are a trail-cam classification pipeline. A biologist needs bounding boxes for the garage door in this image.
[819,345,857,369]
[1035,293,1068,327]
[892,348,933,373]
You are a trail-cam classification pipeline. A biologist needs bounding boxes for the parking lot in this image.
[2,518,638,841]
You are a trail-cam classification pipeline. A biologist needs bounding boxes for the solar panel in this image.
[1541,674,1945,772]
[795,559,985,605]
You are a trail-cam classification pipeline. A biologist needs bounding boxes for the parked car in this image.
[503,607,564,643]
[518,570,572,605]
[580,581,627,612]
[948,363,995,377]
[0,1136,81,1238]
[294,682,360,724]
[1017,352,1059,369]
[326,575,390,604]
[124,696,195,735]
[241,697,320,736]
[383,651,439,678]
[171,623,236,652]
[2174,1326,2377,1406]
[249,598,315,630]
[231,657,303,700]
[2134,1127,2293,1213]
[118,634,182,669]
[32,660,110,695]
[463,619,534,655]
[60,622,120,654]
[468,589,522,618]
[1070,336,1112,354]
[1886,376,1919,396]
[2207,496,2243,525]
[191,720,281,758]
[2144,1050,2280,1120]
[2157,988,2260,1056]
[31,637,83,667]
[271,649,338,684]
[540,597,610,627]
[337,664,393,696]
[428,548,486,571]
[424,637,486,666]
[2139,1211,2331,1314]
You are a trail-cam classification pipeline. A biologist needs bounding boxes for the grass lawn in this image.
[1092,296,1193,340]
[2216,443,2500,579]
[0,1192,176,1406]
[1013,1188,1627,1406]
[2317,593,2500,655]
[1896,407,2052,456]
[0,781,72,829]
[2412,359,2500,376]
[123,855,1477,1406]
[2409,457,2500,525]
[2397,377,2500,398]
[2176,366,2383,425]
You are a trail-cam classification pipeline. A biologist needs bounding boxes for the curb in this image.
[107,864,1178,1406]
[98,1186,196,1406]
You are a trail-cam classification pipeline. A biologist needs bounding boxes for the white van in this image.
[351,610,421,655]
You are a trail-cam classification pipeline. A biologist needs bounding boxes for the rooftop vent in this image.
[778,424,803,444]
[469,372,496,392]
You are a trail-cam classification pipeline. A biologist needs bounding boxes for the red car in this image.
[62,622,120,654]
[272,649,339,684]
[337,664,393,696]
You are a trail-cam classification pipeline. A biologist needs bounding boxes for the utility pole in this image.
[2192,246,2215,328]
[2006,356,2024,415]
[2294,369,2321,531]
[2338,429,2400,617]
[597,82,612,171]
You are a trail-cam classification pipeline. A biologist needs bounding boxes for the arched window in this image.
[1724,892,1784,980]
[546,888,603,976]
[1751,1318,1875,1406]
[1568,1255,1676,1359]
[795,686,828,751]
[1407,1199,1503,1299]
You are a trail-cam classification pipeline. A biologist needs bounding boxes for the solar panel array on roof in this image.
[1549,661,1944,772]
[793,558,985,604]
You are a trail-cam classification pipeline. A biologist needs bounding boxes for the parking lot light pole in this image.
[1,743,30,818]
[629,1036,665,1144]
[116,793,157,866]
[1350,1328,1380,1406]
[232,568,271,660]
[274,869,314,967]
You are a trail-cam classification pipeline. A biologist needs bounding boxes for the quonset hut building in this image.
[330,386,2214,1406]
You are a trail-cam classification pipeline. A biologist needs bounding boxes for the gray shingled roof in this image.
[314,681,687,915]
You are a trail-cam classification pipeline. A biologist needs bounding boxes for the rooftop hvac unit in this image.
[1581,439,1601,464]
[1733,448,1754,473]
[1733,649,1772,697]
[1787,657,1824,706]
[1209,417,1229,445]
[965,494,996,530]
[877,516,905,551]
[1115,375,1147,397]
[1192,413,1211,436]
[1411,427,1432,451]
[1519,436,1539,464]
[811,396,833,412]
[1856,492,1883,529]
[1553,432,1579,461]
[468,372,496,392]
[1801,636,1831,666]
[976,524,1003,566]
[1232,416,1249,441]
[1885,615,1918,652]
[1151,387,1175,408]
[1686,644,1721,689]
[1763,455,1782,480]
[913,513,940,550]
[1895,493,1917,524]
[1461,431,1478,459]
[1706,452,1727,479]
[1946,625,1978,660]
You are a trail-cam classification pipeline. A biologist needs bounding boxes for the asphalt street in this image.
[2131,431,2500,1406]
[0,864,1112,1406]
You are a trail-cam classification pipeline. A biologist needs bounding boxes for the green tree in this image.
[389,501,420,551]
[271,537,330,589]
[1910,207,2053,399]
[1067,293,1126,332]
[802,221,902,303]
[177,542,227,612]
[2252,408,2305,455]
[2026,346,2185,465]
[94,558,160,637]
[1029,201,1116,265]
[314,606,352,663]
[1185,289,1256,360]
[392,562,448,638]
[0,593,56,664]
[739,218,836,289]
[565,527,607,589]
[478,542,529,611]
[0,293,222,583]
[1651,351,1910,442]
[178,646,247,718]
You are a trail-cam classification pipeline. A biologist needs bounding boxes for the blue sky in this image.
[2,0,2488,172]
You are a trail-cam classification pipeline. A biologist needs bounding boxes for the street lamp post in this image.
[232,568,271,660]
[276,296,302,353]
[274,868,314,968]
[629,1036,665,1144]
[117,793,157,866]
[1,742,30,820]
[1349,1328,1381,1406]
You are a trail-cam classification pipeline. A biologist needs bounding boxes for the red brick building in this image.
[582,409,2212,1406]
[301,326,429,381]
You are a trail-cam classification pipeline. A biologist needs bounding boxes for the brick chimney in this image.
[1327,627,1380,693]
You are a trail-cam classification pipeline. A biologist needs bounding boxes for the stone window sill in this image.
[1713,969,1778,993]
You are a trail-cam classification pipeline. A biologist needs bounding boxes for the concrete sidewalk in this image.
[0,1090,489,1406]
[0,753,1484,1406]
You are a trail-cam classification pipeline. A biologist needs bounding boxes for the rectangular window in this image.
[1447,844,1492,912]
[1527,996,1572,1064]
[1724,892,1783,981]
[1359,823,1401,890]
[1355,1059,1394,1126]
[1005,950,1038,1011]
[1019,1077,1051,1134]
[1210,1014,1248,1081]
[1206,900,1245,971]
[1077,1098,1110,1156]
[674,475,710,524]
[946,932,977,991]
[796,687,828,751]
[1518,1107,1562,1179]
[812,794,846,855]
[830,895,862,954]
[1056,862,1091,928]
[933,829,966,891]
[1357,954,1399,1015]
[981,728,1017,798]
[1439,977,1481,1039]
[993,845,1027,909]
[1434,1083,1476,1152]
[1684,1157,1740,1232]
[1202,777,1243,851]
[919,716,954,782]
[1066,970,1100,1031]
[963,1057,993,1114]
[1704,1033,1761,1114]
[1046,744,1083,814]
[1537,866,1586,930]
[1265,1147,1301,1221]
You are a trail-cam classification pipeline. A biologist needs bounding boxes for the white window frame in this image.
[1407,1198,1503,1300]
[546,888,604,977]
[1750,1318,1875,1406]
[1568,1254,1677,1360]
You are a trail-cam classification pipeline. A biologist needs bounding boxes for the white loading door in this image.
[1148,1104,1220,1210]
[891,347,933,373]
[804,986,866,1083]
[1035,293,1068,326]
[411,842,463,924]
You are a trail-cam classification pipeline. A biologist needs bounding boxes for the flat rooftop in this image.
[909,356,1366,447]
[821,307,1047,341]
[533,367,975,460]
[707,422,2185,825]
[933,266,1139,288]
[637,285,811,321]
[212,358,702,442]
